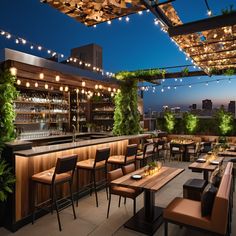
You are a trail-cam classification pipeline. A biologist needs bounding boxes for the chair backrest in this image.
[143,142,154,155]
[107,168,123,183]
[94,147,110,166]
[126,144,138,157]
[122,163,135,175]
[54,154,78,176]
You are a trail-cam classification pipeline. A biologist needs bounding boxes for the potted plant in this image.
[0,159,15,226]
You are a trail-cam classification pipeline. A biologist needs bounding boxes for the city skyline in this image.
[0,0,236,110]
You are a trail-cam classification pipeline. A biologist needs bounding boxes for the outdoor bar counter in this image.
[3,134,149,231]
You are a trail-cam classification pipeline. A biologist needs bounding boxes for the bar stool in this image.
[107,144,138,169]
[32,154,78,231]
[76,147,110,207]
[136,142,154,167]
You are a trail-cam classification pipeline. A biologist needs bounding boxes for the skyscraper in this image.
[228,101,235,115]
[202,99,212,110]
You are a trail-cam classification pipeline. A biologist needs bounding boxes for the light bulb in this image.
[95,84,98,89]
[26,82,30,88]
[108,87,111,92]
[55,75,60,82]
[82,81,86,87]
[39,73,44,79]
[16,79,21,85]
[65,86,69,92]
[59,86,63,91]
[35,82,38,88]
[45,84,48,89]
[97,92,100,97]
[98,84,102,89]
[81,89,85,94]
[111,92,114,97]
[10,67,17,76]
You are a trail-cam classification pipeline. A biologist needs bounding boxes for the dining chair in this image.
[107,168,142,218]
[169,143,183,162]
[136,142,154,167]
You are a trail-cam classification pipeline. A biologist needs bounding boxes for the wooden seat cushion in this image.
[77,159,105,169]
[32,168,71,184]
[111,185,142,199]
[164,197,212,231]
[108,155,135,164]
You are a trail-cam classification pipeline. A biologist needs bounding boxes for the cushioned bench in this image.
[163,162,233,236]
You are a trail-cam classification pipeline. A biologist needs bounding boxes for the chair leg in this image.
[133,198,136,215]
[32,181,36,224]
[76,168,79,207]
[124,197,126,205]
[69,181,76,220]
[54,185,62,231]
[51,185,54,214]
[93,170,98,207]
[118,196,121,207]
[107,194,111,218]
[105,166,109,200]
[90,171,93,196]
[164,221,168,236]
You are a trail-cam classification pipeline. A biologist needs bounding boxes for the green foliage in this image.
[0,159,15,202]
[181,67,189,77]
[115,69,166,80]
[113,79,140,135]
[0,69,19,152]
[183,112,198,134]
[164,111,175,133]
[216,109,233,136]
[224,68,235,76]
[221,4,236,15]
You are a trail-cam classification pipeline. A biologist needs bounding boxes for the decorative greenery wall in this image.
[115,69,167,80]
[113,79,140,135]
[216,109,233,136]
[164,111,175,133]
[183,112,198,134]
[0,69,18,152]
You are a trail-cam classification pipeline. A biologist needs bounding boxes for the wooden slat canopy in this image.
[41,0,146,26]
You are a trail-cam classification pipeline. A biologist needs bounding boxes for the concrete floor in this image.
[0,161,235,236]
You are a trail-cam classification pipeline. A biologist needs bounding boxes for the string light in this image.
[26,82,30,88]
[0,28,115,78]
[45,83,49,89]
[82,81,86,87]
[59,86,63,91]
[125,16,130,22]
[16,79,21,85]
[35,82,38,88]
[64,86,69,92]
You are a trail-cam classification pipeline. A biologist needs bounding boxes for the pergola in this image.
[41,0,236,79]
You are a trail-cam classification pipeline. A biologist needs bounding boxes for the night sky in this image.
[0,0,236,111]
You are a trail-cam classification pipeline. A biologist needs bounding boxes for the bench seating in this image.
[163,162,233,236]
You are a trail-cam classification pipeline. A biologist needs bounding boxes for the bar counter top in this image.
[14,134,149,157]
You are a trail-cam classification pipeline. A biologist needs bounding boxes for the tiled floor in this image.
[0,161,235,236]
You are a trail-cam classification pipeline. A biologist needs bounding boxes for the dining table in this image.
[188,155,224,181]
[111,166,184,235]
[170,140,195,161]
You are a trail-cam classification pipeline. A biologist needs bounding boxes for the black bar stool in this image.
[76,147,110,207]
[32,154,78,231]
[107,144,138,169]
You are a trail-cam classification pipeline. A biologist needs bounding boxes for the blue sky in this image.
[0,0,235,111]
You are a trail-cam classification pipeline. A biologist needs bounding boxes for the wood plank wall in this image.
[15,140,128,221]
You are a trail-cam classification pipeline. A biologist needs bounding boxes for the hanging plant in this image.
[221,4,236,15]
[113,79,140,135]
[0,69,19,152]
[115,69,166,81]
[224,68,235,76]
[181,67,189,77]
[164,111,175,134]
[183,112,198,134]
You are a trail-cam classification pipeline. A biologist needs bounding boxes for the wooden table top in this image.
[218,149,236,157]
[170,140,195,146]
[189,156,224,171]
[111,166,184,191]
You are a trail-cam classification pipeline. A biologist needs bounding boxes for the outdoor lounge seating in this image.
[163,162,233,236]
